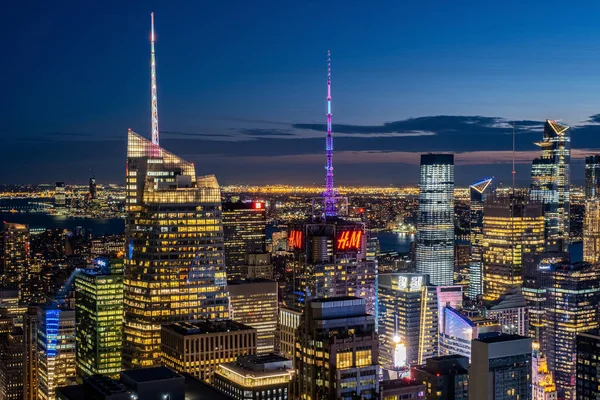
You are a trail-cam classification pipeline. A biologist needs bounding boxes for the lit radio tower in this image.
[150,12,159,145]
[324,50,336,216]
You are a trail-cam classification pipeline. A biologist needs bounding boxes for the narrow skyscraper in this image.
[584,155,600,200]
[122,14,228,369]
[467,178,493,299]
[531,120,571,252]
[416,154,455,286]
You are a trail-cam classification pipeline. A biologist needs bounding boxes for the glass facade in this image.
[416,154,454,286]
[0,222,30,297]
[576,330,600,400]
[482,193,544,301]
[584,155,600,200]
[583,199,600,263]
[531,120,570,252]
[122,129,228,369]
[75,259,123,379]
[467,178,492,299]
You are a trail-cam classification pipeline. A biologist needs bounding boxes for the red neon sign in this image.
[254,202,263,209]
[288,230,303,249]
[336,229,363,252]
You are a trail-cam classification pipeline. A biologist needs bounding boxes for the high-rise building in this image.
[0,326,24,400]
[583,199,600,263]
[378,273,437,371]
[75,258,123,379]
[532,349,558,400]
[55,182,66,208]
[438,307,500,361]
[23,306,39,400]
[379,378,426,400]
[222,201,266,281]
[531,120,571,252]
[416,154,455,286]
[542,262,600,399]
[294,297,379,400]
[0,222,30,293]
[89,175,97,200]
[276,307,302,363]
[468,178,493,299]
[482,193,545,300]
[228,279,278,354]
[213,354,294,400]
[576,329,600,400]
[584,155,600,200]
[412,355,469,400]
[160,320,257,383]
[469,334,532,400]
[122,14,228,369]
[37,303,76,400]
[484,287,528,336]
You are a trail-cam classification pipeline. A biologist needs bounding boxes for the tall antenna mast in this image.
[150,12,159,146]
[324,50,336,216]
[512,124,516,192]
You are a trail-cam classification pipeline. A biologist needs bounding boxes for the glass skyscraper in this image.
[416,154,455,286]
[467,178,493,299]
[122,129,228,369]
[585,155,600,200]
[531,120,571,252]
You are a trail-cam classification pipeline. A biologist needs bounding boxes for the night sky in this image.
[4,1,600,186]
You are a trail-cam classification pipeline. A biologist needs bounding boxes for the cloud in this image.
[161,131,232,138]
[586,114,600,123]
[46,132,91,137]
[237,128,296,137]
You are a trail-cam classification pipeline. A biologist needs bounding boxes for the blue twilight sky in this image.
[3,0,600,186]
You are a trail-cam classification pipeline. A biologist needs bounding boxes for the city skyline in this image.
[5,2,600,185]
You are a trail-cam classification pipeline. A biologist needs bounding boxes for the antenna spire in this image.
[512,124,516,192]
[150,12,159,145]
[324,50,336,216]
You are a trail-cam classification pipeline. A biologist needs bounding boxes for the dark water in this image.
[376,232,414,253]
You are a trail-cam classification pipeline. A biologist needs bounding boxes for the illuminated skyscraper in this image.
[532,350,558,400]
[584,155,600,200]
[378,273,438,371]
[542,262,600,399]
[576,329,600,400]
[55,182,66,208]
[0,325,23,400]
[75,258,123,379]
[531,120,571,252]
[88,175,97,200]
[0,222,30,293]
[467,178,493,299]
[222,201,266,280]
[122,14,228,369]
[583,199,600,263]
[416,154,454,286]
[482,193,544,301]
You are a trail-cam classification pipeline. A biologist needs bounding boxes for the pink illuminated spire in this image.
[324,50,336,216]
[150,12,159,146]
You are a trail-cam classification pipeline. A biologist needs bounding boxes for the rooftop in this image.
[476,333,529,344]
[163,319,255,336]
[121,366,182,383]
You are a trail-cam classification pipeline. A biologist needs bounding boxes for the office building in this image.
[379,379,425,400]
[0,326,24,400]
[378,274,438,371]
[576,329,600,400]
[213,354,294,400]
[585,155,600,200]
[0,222,30,293]
[412,355,469,400]
[222,201,266,280]
[531,120,571,252]
[439,307,500,361]
[89,175,97,200]
[469,334,532,400]
[161,320,257,383]
[75,258,123,379]
[468,178,493,299]
[416,154,455,286]
[294,297,379,400]
[484,287,528,336]
[542,262,600,399]
[583,198,600,263]
[277,307,302,362]
[55,182,66,207]
[245,252,274,280]
[228,279,278,353]
[482,193,544,300]
[123,129,228,368]
[37,303,76,400]
[532,350,558,400]
[90,235,125,258]
[23,306,39,400]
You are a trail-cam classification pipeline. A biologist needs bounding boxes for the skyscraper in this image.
[531,120,571,252]
[416,154,455,286]
[222,201,266,280]
[542,262,600,399]
[294,297,379,399]
[482,193,545,300]
[576,329,600,400]
[122,14,228,369]
[75,258,123,379]
[584,155,600,200]
[412,355,469,400]
[88,175,97,200]
[54,182,66,208]
[583,199,600,263]
[0,222,30,293]
[467,178,493,299]
[532,349,558,400]
[0,325,24,400]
